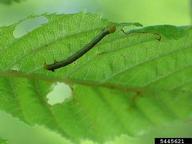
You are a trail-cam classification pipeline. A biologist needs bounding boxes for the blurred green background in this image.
[0,0,191,144]
[0,0,191,26]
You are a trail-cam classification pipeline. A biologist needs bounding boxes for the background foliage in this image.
[0,0,22,5]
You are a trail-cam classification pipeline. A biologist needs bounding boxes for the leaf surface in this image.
[0,13,191,143]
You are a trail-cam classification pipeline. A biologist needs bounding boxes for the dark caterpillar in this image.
[44,24,116,72]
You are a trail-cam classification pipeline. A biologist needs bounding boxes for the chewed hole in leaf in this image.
[80,139,96,144]
[121,24,142,33]
[13,16,48,38]
[46,82,72,106]
[10,65,20,71]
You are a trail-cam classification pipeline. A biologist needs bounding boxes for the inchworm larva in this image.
[44,24,116,71]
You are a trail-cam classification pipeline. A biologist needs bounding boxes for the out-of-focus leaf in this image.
[0,139,7,144]
[0,0,23,5]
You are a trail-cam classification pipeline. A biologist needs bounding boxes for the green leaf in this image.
[127,25,191,39]
[0,0,23,5]
[0,139,7,144]
[0,13,192,143]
